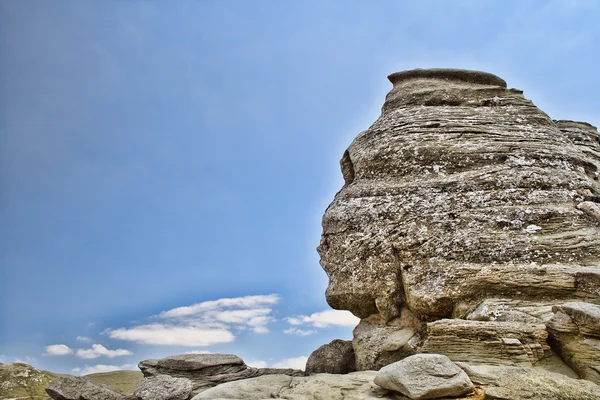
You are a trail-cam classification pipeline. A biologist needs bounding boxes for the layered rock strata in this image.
[317,68,600,376]
[138,354,302,395]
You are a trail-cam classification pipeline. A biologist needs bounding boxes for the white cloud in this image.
[44,344,73,356]
[76,336,92,342]
[184,350,213,355]
[159,294,280,318]
[74,363,137,375]
[75,344,133,359]
[272,356,308,370]
[246,360,268,368]
[286,310,359,328]
[109,294,280,347]
[109,324,235,346]
[284,327,316,336]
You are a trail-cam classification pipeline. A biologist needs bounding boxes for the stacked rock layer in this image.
[317,69,600,377]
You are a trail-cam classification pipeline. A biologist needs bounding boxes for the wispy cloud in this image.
[75,344,132,359]
[272,356,308,370]
[76,336,92,342]
[286,310,359,328]
[44,344,73,356]
[246,359,268,368]
[283,327,316,336]
[72,363,137,375]
[108,294,280,347]
[184,350,213,355]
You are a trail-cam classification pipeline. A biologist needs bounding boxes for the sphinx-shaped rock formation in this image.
[318,68,600,376]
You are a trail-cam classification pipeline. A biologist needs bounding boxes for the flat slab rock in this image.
[374,354,474,400]
[46,376,124,400]
[191,371,484,400]
[458,363,600,400]
[139,353,303,394]
[133,375,192,400]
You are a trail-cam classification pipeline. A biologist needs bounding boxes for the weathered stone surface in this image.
[458,363,600,400]
[138,354,302,395]
[421,319,550,366]
[547,302,600,384]
[191,372,408,400]
[46,376,124,400]
[555,120,600,184]
[133,375,192,400]
[374,354,474,400]
[305,339,356,375]
[353,311,423,370]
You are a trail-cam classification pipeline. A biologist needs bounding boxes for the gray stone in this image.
[374,354,474,399]
[305,339,356,375]
[45,376,124,400]
[133,375,192,400]
[138,353,302,395]
[353,310,423,370]
[458,363,600,400]
[191,372,405,400]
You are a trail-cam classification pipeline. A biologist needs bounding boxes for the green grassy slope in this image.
[0,363,142,399]
[85,370,143,395]
[0,362,58,399]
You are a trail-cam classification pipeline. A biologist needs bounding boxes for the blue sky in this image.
[0,0,598,374]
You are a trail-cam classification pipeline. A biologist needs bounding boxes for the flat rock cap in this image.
[388,68,507,88]
[157,354,244,371]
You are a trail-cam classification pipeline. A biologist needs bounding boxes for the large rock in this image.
[458,363,600,400]
[317,68,600,375]
[191,372,403,400]
[374,354,474,400]
[138,353,302,395]
[132,375,192,400]
[46,376,124,400]
[305,339,356,375]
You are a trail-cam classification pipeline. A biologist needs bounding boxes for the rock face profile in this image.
[317,68,600,376]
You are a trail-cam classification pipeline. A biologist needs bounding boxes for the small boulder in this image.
[46,376,124,400]
[133,375,192,400]
[374,354,474,400]
[305,339,356,375]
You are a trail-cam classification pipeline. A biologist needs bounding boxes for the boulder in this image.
[374,354,474,400]
[133,375,192,400]
[305,339,356,375]
[458,363,600,400]
[138,353,302,395]
[45,376,124,400]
